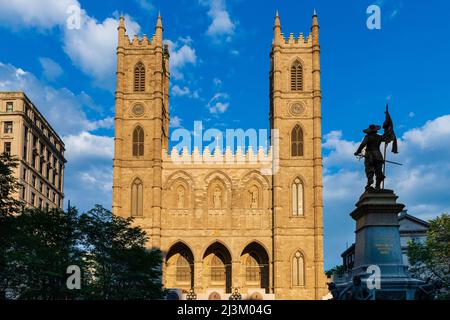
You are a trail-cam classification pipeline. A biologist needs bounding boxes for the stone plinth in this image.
[346,190,422,300]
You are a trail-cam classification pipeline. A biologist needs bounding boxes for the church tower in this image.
[269,11,326,299]
[112,15,170,248]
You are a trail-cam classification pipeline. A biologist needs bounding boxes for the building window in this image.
[176,254,192,283]
[31,193,36,206]
[22,168,27,180]
[23,127,29,161]
[4,142,11,155]
[211,255,226,282]
[290,60,303,91]
[21,185,26,200]
[134,62,146,92]
[131,178,143,217]
[38,198,43,209]
[246,254,261,282]
[58,163,62,189]
[4,122,13,134]
[291,125,304,157]
[292,251,305,287]
[6,102,13,112]
[132,126,144,157]
[292,178,304,216]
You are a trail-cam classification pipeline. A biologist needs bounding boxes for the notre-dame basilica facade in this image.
[112,12,327,300]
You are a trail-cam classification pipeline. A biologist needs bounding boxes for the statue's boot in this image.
[375,175,385,190]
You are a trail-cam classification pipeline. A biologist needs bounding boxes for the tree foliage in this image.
[0,153,162,300]
[407,213,450,299]
[0,153,22,218]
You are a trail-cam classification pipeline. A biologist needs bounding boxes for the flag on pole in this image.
[383,104,398,154]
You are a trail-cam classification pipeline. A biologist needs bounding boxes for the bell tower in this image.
[269,11,326,299]
[112,15,170,248]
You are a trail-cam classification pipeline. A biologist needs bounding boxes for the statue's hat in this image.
[363,124,381,134]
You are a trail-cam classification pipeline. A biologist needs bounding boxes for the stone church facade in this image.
[112,12,327,300]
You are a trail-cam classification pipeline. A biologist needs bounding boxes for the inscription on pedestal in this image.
[374,235,394,255]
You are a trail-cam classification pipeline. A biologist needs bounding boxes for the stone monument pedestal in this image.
[340,189,422,300]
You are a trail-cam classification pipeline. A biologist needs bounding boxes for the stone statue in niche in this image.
[177,186,185,209]
[213,187,222,209]
[250,188,258,209]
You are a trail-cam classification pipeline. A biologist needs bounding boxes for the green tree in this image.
[0,153,23,299]
[78,205,162,300]
[1,207,83,300]
[408,213,450,299]
[0,153,22,218]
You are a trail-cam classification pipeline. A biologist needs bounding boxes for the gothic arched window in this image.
[211,254,226,282]
[291,60,303,91]
[134,62,146,92]
[132,126,144,157]
[176,254,192,283]
[246,254,261,282]
[131,178,143,217]
[292,178,304,216]
[291,125,304,157]
[292,251,305,286]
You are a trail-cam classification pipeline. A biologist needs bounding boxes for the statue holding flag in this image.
[354,105,400,191]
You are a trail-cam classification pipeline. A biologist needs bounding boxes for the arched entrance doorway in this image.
[203,242,232,293]
[240,242,269,293]
[166,242,194,290]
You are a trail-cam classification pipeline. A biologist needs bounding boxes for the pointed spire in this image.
[118,16,126,46]
[156,12,163,29]
[312,9,319,27]
[273,11,282,44]
[155,12,163,43]
[274,11,281,28]
[119,16,125,29]
[311,9,319,45]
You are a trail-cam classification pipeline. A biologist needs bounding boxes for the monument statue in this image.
[354,105,401,191]
[330,105,423,300]
[354,124,386,190]
[337,276,372,300]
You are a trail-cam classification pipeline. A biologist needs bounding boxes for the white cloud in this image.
[64,131,114,161]
[0,62,108,135]
[323,115,450,267]
[0,1,141,90]
[209,102,229,114]
[39,57,63,81]
[201,0,236,40]
[63,13,140,90]
[0,0,79,30]
[134,0,154,11]
[165,38,197,80]
[170,116,182,128]
[171,85,199,98]
[208,92,230,114]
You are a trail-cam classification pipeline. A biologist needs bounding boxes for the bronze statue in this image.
[338,275,372,300]
[355,106,401,191]
[354,124,386,190]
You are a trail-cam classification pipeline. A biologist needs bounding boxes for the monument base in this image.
[336,189,423,300]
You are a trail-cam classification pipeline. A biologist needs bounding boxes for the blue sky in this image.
[0,0,449,269]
